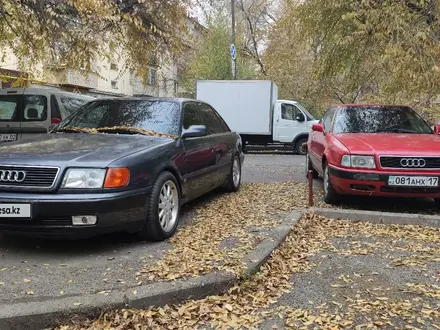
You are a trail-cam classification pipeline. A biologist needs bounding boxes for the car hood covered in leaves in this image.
[334,133,440,156]
[0,133,174,167]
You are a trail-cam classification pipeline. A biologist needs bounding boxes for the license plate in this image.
[388,176,439,187]
[0,204,31,218]
[0,134,17,142]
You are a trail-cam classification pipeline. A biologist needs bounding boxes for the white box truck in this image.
[196,80,319,155]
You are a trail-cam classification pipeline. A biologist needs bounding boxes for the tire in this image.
[225,154,242,192]
[434,199,440,208]
[323,162,341,204]
[305,152,318,179]
[139,171,181,241]
[295,138,308,155]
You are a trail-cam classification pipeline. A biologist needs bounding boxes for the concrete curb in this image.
[0,211,303,330]
[309,207,440,228]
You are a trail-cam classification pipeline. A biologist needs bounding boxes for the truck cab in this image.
[273,100,319,154]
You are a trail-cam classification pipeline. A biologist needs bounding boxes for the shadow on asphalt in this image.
[0,189,224,253]
[337,195,440,214]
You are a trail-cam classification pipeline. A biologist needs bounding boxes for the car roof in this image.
[330,103,410,109]
[91,96,199,104]
[0,87,95,99]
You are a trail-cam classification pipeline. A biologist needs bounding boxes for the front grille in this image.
[380,157,440,169]
[0,166,59,188]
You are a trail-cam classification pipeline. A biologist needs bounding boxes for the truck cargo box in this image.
[196,80,278,135]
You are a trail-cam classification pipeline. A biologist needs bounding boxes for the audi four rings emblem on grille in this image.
[400,158,426,168]
[0,170,26,182]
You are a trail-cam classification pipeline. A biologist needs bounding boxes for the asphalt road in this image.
[0,154,306,304]
[258,227,440,330]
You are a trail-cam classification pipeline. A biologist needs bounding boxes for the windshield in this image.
[332,106,433,134]
[56,99,181,137]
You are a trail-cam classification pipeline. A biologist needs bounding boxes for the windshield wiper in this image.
[54,126,93,134]
[95,126,177,139]
[372,128,423,134]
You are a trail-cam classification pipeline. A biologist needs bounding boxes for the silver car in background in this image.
[0,88,95,143]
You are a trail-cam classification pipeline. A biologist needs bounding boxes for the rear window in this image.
[23,95,47,121]
[0,95,19,121]
[60,96,91,115]
[0,95,47,122]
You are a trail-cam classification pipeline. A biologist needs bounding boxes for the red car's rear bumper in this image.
[329,165,440,198]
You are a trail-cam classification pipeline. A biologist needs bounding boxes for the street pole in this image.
[231,0,237,79]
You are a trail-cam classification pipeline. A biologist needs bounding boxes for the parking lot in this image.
[1,154,440,330]
[57,207,440,330]
[0,154,310,305]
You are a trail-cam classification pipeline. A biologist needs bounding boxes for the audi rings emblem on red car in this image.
[400,158,426,168]
[0,170,26,183]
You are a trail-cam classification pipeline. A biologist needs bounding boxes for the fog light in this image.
[72,215,97,226]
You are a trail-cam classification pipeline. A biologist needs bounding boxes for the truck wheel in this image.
[323,162,341,205]
[139,171,181,241]
[295,138,308,156]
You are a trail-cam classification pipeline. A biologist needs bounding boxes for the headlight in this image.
[61,168,106,189]
[341,155,376,169]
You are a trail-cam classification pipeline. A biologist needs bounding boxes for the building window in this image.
[163,78,167,93]
[111,80,118,89]
[110,63,118,71]
[148,69,157,86]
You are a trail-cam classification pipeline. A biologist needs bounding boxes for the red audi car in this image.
[306,104,440,205]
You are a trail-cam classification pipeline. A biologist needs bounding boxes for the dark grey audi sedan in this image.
[0,97,244,241]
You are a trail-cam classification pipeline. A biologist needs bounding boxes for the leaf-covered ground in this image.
[138,182,325,282]
[56,213,440,330]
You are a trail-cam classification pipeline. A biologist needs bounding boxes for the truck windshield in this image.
[300,106,316,120]
[333,106,433,134]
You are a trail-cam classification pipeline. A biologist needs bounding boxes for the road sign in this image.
[230,44,237,60]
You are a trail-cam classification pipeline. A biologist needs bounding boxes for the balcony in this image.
[46,65,99,90]
[59,69,98,89]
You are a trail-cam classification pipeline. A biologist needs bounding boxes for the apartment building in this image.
[0,17,204,98]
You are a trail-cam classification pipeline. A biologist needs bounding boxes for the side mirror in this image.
[181,125,207,139]
[296,113,305,122]
[312,123,325,133]
[434,125,440,134]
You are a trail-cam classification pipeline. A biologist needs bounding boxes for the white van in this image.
[0,88,95,142]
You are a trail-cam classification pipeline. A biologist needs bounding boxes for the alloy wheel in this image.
[232,157,241,188]
[158,180,179,233]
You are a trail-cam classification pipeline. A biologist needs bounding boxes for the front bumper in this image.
[0,187,151,238]
[329,166,440,198]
